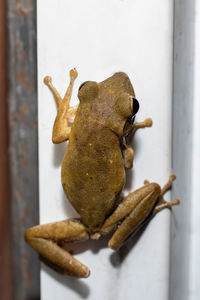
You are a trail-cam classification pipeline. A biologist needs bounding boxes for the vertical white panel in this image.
[170,1,196,300]
[190,1,200,298]
[37,1,174,299]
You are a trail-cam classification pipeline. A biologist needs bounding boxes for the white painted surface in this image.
[37,0,174,299]
[189,1,200,298]
[170,1,200,300]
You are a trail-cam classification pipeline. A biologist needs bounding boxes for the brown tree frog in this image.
[25,69,179,278]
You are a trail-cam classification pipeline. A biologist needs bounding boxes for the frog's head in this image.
[100,72,140,136]
[77,72,140,136]
[101,72,134,95]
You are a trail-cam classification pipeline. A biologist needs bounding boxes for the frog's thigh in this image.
[25,219,90,278]
[107,175,180,250]
[102,184,161,250]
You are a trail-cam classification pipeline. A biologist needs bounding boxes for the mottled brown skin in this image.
[62,72,135,231]
[25,69,179,278]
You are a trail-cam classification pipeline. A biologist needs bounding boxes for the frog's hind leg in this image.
[44,68,78,144]
[25,219,90,278]
[100,183,161,250]
[100,175,179,250]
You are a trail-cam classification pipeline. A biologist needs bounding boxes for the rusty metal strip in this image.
[0,0,12,299]
[7,1,40,299]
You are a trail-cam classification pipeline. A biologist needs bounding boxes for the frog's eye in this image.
[79,81,90,91]
[78,81,99,102]
[127,97,139,124]
[132,97,139,116]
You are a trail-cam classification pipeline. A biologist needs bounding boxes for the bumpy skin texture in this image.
[62,73,134,231]
[24,70,179,278]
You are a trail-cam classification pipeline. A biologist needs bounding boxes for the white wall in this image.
[171,1,200,299]
[37,1,174,299]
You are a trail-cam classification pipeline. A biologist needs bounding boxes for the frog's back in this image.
[61,119,125,232]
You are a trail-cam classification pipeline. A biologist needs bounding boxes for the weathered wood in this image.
[7,1,40,299]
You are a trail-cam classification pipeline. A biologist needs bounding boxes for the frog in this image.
[25,69,180,278]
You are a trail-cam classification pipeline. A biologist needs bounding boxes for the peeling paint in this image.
[11,104,29,125]
[21,207,30,226]
[15,0,33,19]
[19,152,28,168]
[17,71,33,90]
[15,41,27,62]
[22,253,32,286]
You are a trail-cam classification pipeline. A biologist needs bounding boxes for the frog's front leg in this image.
[100,175,179,250]
[44,68,78,143]
[25,219,90,277]
[123,118,152,168]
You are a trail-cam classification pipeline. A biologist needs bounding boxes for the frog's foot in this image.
[144,179,150,185]
[132,117,152,135]
[142,175,180,216]
[44,68,78,144]
[153,198,180,215]
[152,174,180,216]
[25,219,90,278]
[160,174,176,196]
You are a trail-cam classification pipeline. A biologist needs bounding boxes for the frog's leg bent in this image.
[25,219,90,277]
[123,118,152,168]
[100,175,179,250]
[44,68,78,144]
